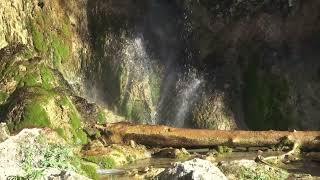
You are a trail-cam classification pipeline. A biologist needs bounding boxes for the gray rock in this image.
[157,158,228,180]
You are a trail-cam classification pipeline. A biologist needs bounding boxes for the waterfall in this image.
[174,76,203,127]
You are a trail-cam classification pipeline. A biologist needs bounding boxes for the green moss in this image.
[55,128,66,139]
[217,146,233,154]
[56,96,88,145]
[70,112,88,145]
[62,22,72,37]
[22,49,34,60]
[30,22,48,53]
[84,155,116,169]
[16,102,50,131]
[23,72,39,87]
[97,111,106,125]
[81,162,99,180]
[0,91,8,103]
[124,100,149,123]
[238,166,289,180]
[58,96,71,107]
[40,66,54,89]
[52,36,70,66]
[241,42,290,130]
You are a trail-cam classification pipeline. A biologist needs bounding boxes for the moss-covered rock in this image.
[84,144,151,169]
[1,86,88,146]
[80,161,99,180]
[219,160,290,180]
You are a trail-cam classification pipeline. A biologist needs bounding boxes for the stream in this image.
[99,151,320,179]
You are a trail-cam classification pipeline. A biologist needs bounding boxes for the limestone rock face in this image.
[192,93,238,130]
[184,0,320,130]
[157,158,228,180]
[0,0,33,49]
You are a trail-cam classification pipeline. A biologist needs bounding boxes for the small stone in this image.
[130,140,136,148]
[205,155,216,162]
[142,166,150,173]
[0,123,10,142]
[18,65,26,72]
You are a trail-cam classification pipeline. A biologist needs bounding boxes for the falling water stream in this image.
[174,77,202,127]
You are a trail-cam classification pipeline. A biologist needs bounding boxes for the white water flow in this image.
[174,77,202,127]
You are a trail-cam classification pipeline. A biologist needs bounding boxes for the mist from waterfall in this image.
[122,36,153,79]
[174,76,203,127]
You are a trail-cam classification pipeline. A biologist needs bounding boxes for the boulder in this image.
[157,158,228,180]
[0,128,87,179]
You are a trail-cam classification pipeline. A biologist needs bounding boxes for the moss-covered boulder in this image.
[0,44,92,146]
[219,160,290,180]
[1,87,88,145]
[84,143,151,169]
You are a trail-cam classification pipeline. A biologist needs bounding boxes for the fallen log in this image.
[97,123,320,150]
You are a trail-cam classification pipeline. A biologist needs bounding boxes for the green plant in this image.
[15,140,80,180]
[40,144,74,169]
[20,144,45,180]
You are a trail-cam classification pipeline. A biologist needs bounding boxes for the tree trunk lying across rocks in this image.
[96,123,320,151]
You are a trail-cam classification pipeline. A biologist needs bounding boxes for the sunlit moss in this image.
[52,35,70,67]
[40,66,54,89]
[23,72,39,87]
[15,102,51,131]
[97,111,106,125]
[84,155,116,169]
[30,22,48,53]
[217,146,233,154]
[0,91,8,104]
[81,162,99,180]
